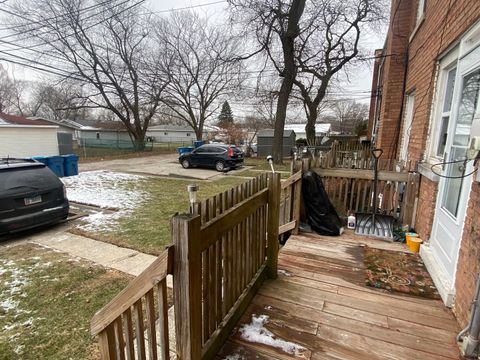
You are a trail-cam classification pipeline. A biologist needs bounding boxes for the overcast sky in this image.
[0,0,386,120]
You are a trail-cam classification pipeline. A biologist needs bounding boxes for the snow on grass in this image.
[223,354,243,360]
[62,170,145,209]
[62,171,147,232]
[239,314,307,356]
[0,259,29,314]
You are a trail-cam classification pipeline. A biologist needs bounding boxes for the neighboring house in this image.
[257,129,296,157]
[146,125,200,143]
[283,123,331,139]
[0,112,59,157]
[368,0,480,328]
[28,116,83,141]
[78,122,132,148]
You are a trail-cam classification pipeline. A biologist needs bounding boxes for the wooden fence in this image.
[90,172,286,359]
[311,140,416,172]
[307,166,420,228]
[279,170,302,236]
[90,247,173,360]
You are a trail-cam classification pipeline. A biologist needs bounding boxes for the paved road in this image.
[78,153,247,180]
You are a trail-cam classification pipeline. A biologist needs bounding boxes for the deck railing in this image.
[311,166,420,228]
[311,140,416,172]
[91,173,282,359]
[90,247,173,360]
[279,170,303,236]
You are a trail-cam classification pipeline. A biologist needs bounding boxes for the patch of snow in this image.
[277,269,293,277]
[0,298,18,312]
[239,314,306,356]
[62,170,145,209]
[62,170,148,232]
[223,354,243,360]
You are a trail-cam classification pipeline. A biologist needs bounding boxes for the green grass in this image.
[244,158,292,172]
[72,176,247,255]
[0,244,130,360]
[233,169,291,179]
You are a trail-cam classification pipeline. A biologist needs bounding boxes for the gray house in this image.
[146,125,202,144]
[257,129,296,158]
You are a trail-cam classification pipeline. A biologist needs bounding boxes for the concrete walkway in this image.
[2,224,172,287]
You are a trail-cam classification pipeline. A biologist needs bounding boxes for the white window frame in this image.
[427,20,480,163]
[416,0,426,25]
[400,93,415,162]
[427,49,459,163]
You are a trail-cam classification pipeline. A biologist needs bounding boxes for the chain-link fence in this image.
[73,139,194,160]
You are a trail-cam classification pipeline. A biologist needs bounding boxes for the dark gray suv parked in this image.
[179,144,244,171]
[0,158,69,236]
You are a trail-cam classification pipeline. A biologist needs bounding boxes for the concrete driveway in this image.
[79,153,230,180]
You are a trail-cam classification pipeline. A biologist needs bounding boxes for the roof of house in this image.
[257,129,296,137]
[148,125,196,132]
[284,123,331,134]
[0,112,53,126]
[79,121,128,131]
[28,116,84,129]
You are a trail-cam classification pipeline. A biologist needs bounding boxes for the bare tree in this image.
[155,11,244,140]
[229,0,306,163]
[0,65,14,113]
[292,0,386,143]
[332,99,369,134]
[9,0,168,150]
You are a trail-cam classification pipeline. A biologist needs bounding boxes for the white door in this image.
[430,47,480,298]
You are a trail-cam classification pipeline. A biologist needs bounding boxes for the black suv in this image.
[179,144,244,172]
[0,159,69,236]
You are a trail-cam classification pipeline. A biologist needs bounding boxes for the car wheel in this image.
[215,161,225,172]
[181,159,191,169]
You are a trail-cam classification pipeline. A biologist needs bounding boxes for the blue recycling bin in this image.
[31,156,48,165]
[194,140,205,148]
[46,156,65,177]
[177,147,194,155]
[62,154,79,177]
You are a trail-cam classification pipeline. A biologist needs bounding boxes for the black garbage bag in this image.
[302,171,343,236]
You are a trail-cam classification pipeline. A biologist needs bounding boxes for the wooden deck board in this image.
[218,232,461,360]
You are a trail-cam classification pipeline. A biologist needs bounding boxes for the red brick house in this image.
[368,0,480,330]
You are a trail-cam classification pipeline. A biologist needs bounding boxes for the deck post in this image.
[172,214,202,360]
[292,173,303,235]
[267,172,281,279]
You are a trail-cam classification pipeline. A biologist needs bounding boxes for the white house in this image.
[29,117,83,141]
[283,123,331,139]
[0,113,59,157]
[146,125,204,143]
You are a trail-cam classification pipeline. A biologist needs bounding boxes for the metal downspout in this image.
[459,274,480,358]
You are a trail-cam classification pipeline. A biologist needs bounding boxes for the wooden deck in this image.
[217,231,461,360]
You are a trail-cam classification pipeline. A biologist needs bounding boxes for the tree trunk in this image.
[273,79,294,163]
[305,104,318,145]
[272,0,306,164]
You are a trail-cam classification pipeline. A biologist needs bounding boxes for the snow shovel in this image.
[355,148,394,241]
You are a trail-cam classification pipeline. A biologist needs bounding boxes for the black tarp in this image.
[302,171,343,236]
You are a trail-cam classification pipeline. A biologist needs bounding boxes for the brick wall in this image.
[415,176,438,241]
[404,0,480,327]
[374,0,412,159]
[374,0,480,328]
[406,0,480,163]
[454,184,480,327]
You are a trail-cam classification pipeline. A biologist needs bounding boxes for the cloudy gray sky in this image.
[0,0,386,120]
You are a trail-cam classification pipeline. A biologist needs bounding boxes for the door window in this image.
[441,69,480,217]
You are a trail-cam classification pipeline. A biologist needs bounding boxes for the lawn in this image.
[0,244,130,360]
[244,157,293,172]
[69,175,247,255]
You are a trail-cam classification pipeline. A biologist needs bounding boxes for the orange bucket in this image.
[405,232,418,247]
[408,237,423,253]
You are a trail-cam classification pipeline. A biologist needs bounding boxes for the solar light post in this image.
[267,155,275,173]
[187,184,198,214]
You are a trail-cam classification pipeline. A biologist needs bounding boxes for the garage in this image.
[0,112,59,158]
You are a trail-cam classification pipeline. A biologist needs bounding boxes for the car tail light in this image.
[227,147,234,157]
